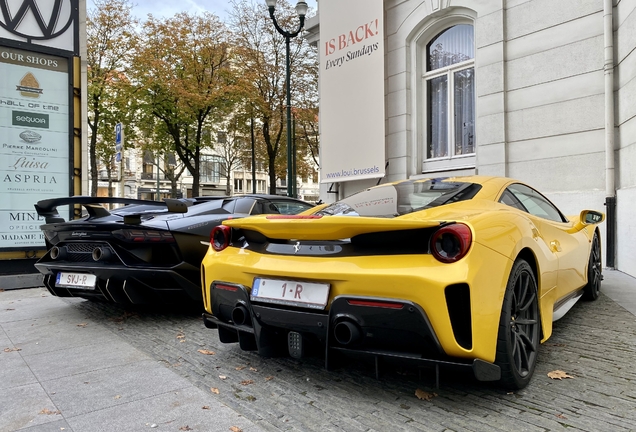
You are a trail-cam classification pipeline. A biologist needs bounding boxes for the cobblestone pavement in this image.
[66,291,636,432]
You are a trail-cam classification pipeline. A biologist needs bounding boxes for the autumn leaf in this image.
[114,395,121,400]
[4,347,21,352]
[249,367,258,372]
[39,408,61,415]
[77,323,87,327]
[235,366,246,371]
[415,389,437,401]
[265,376,274,382]
[197,349,215,355]
[211,387,220,394]
[547,370,574,380]
[229,427,243,432]
[5,308,14,311]
[556,413,567,419]
[176,333,185,340]
[202,406,210,410]
[240,380,254,386]
[179,426,193,431]
[219,375,227,380]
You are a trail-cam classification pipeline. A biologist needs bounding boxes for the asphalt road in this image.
[64,286,636,432]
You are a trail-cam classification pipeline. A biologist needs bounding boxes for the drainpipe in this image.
[603,0,616,268]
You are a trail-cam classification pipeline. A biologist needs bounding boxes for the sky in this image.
[87,0,318,22]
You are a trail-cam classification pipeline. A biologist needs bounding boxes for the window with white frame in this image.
[423,24,475,167]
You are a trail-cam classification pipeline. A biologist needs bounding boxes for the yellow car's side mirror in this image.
[581,210,605,225]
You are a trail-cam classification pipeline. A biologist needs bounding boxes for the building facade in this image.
[306,0,635,277]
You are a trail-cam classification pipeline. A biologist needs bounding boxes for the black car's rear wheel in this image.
[582,231,602,301]
[495,259,540,390]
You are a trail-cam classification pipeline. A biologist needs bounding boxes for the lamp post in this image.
[265,0,308,197]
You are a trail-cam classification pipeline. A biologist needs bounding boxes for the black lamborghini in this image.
[33,195,314,306]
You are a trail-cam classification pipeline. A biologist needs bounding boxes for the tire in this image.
[495,259,540,390]
[582,231,602,301]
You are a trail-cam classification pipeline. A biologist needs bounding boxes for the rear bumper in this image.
[203,281,501,382]
[35,261,201,305]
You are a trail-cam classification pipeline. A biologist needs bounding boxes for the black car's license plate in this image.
[55,272,97,290]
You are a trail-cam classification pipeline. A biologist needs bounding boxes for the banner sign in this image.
[0,45,70,249]
[319,0,385,183]
[0,0,79,55]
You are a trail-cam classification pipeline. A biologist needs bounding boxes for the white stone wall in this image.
[615,0,636,277]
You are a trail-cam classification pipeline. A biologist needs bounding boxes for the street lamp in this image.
[265,0,308,197]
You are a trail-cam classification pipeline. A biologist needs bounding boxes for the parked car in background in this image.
[34,195,314,306]
[200,176,604,389]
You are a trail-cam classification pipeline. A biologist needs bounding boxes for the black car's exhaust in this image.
[333,320,362,346]
[50,246,67,260]
[92,247,112,262]
[231,305,251,326]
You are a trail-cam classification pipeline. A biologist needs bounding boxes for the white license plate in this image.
[251,278,330,309]
[55,272,97,289]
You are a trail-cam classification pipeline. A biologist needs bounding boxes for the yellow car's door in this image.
[499,183,588,300]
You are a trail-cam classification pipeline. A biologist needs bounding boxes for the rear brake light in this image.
[265,215,323,219]
[430,223,472,263]
[113,229,175,243]
[210,225,231,251]
[214,283,238,292]
[347,299,404,309]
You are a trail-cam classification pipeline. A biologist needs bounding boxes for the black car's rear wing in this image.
[34,197,191,224]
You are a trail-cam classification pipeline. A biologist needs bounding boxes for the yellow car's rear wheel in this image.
[495,259,540,390]
[582,231,602,301]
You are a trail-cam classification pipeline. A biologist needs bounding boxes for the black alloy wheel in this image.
[495,259,540,390]
[582,232,602,301]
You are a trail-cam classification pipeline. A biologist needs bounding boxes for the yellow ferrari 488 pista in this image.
[200,176,604,389]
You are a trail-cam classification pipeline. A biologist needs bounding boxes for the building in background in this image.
[305,0,636,277]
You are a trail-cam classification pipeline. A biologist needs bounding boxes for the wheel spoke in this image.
[519,292,536,313]
[514,332,530,373]
[516,328,536,352]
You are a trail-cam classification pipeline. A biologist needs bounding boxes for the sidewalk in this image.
[0,288,264,432]
[1,269,635,432]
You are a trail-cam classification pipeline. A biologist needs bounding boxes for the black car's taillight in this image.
[210,225,231,252]
[113,229,175,243]
[430,223,472,263]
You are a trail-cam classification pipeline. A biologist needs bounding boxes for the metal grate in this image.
[66,243,102,253]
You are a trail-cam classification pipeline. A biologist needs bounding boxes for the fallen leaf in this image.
[219,375,227,380]
[39,408,61,415]
[5,308,14,311]
[235,366,246,371]
[202,406,210,410]
[114,395,121,400]
[249,367,258,372]
[556,413,567,419]
[179,426,193,431]
[415,389,437,401]
[76,323,87,327]
[240,380,254,386]
[229,427,243,432]
[211,387,220,394]
[265,376,274,382]
[197,349,215,355]
[4,347,21,352]
[176,333,185,340]
[547,370,574,380]
[0,289,5,292]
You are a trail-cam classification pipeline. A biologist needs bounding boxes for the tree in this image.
[131,12,236,197]
[86,0,139,196]
[228,0,318,195]
[138,118,188,198]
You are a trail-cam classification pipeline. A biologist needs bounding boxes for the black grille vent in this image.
[67,243,101,253]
